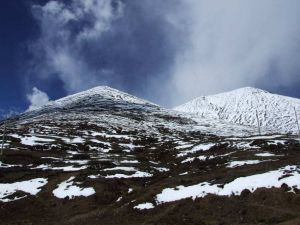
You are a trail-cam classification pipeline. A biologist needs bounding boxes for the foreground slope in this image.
[175,87,300,134]
[0,86,300,225]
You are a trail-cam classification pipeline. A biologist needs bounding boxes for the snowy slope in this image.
[16,85,262,137]
[32,86,158,111]
[174,87,300,134]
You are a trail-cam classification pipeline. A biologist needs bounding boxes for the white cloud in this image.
[26,87,50,111]
[170,0,300,104]
[29,0,300,106]
[31,0,124,93]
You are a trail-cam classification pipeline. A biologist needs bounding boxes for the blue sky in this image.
[0,0,66,116]
[1,0,300,117]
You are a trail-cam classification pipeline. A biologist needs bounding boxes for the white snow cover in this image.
[0,178,48,202]
[255,152,276,157]
[44,86,157,109]
[179,172,189,176]
[33,164,88,171]
[269,140,286,145]
[175,144,194,150]
[119,143,143,151]
[10,134,23,139]
[134,202,155,210]
[231,141,259,149]
[243,135,284,140]
[0,161,22,168]
[120,160,139,164]
[91,132,133,140]
[20,136,55,146]
[103,166,136,172]
[226,160,263,168]
[181,155,215,163]
[20,86,268,138]
[154,167,170,172]
[104,171,152,179]
[116,196,122,202]
[191,143,215,152]
[53,176,95,199]
[64,160,89,165]
[175,87,300,134]
[88,170,152,179]
[63,137,85,144]
[90,139,111,146]
[177,143,215,157]
[14,134,87,146]
[156,165,300,204]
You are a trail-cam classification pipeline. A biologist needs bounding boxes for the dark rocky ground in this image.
[0,120,300,225]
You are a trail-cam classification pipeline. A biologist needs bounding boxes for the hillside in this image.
[175,87,300,134]
[0,86,300,225]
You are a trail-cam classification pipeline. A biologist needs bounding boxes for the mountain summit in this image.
[28,86,157,112]
[174,87,300,133]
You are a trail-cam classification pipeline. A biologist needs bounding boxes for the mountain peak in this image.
[230,87,270,95]
[85,85,120,93]
[69,85,128,96]
[28,86,158,112]
[174,87,300,133]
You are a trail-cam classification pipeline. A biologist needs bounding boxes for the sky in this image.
[1,0,300,117]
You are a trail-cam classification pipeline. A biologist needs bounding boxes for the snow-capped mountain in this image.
[29,86,158,112]
[1,85,300,225]
[17,85,260,137]
[174,87,300,134]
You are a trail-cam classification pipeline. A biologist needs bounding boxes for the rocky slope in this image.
[0,86,300,225]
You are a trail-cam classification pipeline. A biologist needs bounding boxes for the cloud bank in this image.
[29,0,185,104]
[27,87,50,111]
[29,0,300,106]
[170,0,300,103]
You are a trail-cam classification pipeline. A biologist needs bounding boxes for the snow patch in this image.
[156,165,300,204]
[53,176,95,199]
[20,136,55,146]
[120,160,139,164]
[182,155,215,163]
[226,160,263,168]
[0,178,48,202]
[177,143,215,157]
[105,171,152,179]
[0,161,22,168]
[255,152,276,157]
[33,164,88,171]
[134,202,154,210]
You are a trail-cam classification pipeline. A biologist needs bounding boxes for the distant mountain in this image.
[16,86,259,137]
[174,87,300,134]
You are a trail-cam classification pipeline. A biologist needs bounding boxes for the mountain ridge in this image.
[174,87,300,134]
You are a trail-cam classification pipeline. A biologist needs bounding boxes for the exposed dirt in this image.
[0,139,300,225]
